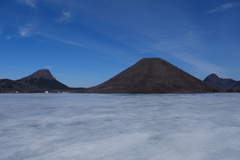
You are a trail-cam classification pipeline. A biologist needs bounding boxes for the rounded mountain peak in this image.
[22,69,56,80]
[137,58,164,63]
[208,73,219,78]
[204,73,219,81]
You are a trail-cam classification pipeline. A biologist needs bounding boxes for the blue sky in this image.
[1,0,240,87]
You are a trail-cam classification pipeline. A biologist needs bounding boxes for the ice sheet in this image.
[1,93,240,160]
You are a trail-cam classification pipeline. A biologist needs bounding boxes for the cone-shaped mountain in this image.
[86,58,217,93]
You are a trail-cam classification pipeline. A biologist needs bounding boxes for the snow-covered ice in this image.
[1,93,240,160]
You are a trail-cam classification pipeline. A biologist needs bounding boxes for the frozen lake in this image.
[1,93,240,160]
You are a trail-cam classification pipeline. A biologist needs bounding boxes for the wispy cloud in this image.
[207,2,240,14]
[44,34,84,47]
[150,30,203,56]
[0,54,17,59]
[173,52,225,77]
[148,32,226,78]
[53,72,103,81]
[18,0,37,8]
[6,36,11,40]
[44,65,53,69]
[18,23,37,37]
[55,10,72,23]
[53,37,84,47]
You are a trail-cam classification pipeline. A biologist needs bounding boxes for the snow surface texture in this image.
[1,93,240,160]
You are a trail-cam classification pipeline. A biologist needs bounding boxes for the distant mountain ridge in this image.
[204,73,240,92]
[0,58,225,93]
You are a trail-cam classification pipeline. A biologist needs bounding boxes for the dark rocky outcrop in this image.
[0,69,70,93]
[0,79,26,93]
[18,69,69,90]
[204,73,240,92]
[85,58,218,93]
